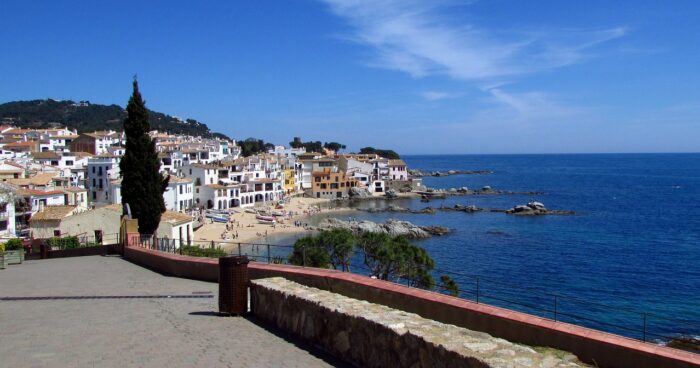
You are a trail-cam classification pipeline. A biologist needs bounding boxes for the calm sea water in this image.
[270,154,700,341]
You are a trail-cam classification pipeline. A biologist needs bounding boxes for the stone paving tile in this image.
[0,256,338,367]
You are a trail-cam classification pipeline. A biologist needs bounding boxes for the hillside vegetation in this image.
[0,99,229,139]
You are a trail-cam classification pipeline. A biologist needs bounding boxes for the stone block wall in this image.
[250,277,584,368]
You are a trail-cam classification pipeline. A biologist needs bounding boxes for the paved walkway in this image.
[0,256,339,367]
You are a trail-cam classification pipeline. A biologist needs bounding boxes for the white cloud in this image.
[321,0,626,81]
[421,90,460,101]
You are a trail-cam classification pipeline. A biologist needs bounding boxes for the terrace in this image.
[2,238,698,367]
[0,256,340,367]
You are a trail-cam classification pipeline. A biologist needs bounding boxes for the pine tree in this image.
[120,79,169,234]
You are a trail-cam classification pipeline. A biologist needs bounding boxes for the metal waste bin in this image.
[219,256,249,315]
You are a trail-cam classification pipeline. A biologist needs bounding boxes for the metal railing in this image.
[130,237,699,347]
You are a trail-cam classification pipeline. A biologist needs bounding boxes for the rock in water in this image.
[317,218,448,239]
[422,226,450,236]
[384,189,398,199]
[349,187,371,198]
[667,337,700,353]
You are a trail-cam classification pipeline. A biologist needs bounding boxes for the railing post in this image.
[476,277,480,304]
[267,244,271,264]
[238,243,241,256]
[554,295,558,322]
[302,245,306,267]
[643,313,647,342]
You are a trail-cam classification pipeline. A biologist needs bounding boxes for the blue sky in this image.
[1,1,699,154]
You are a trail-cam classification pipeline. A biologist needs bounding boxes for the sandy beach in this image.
[192,195,356,251]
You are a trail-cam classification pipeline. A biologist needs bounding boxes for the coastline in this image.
[192,196,358,250]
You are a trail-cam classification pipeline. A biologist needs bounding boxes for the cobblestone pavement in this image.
[0,256,338,367]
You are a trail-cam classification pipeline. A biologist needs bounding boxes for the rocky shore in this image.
[357,202,575,216]
[420,186,545,198]
[666,336,700,353]
[317,218,450,239]
[409,169,493,177]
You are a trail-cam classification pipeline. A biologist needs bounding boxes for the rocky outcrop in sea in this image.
[505,202,575,216]
[317,218,449,239]
[409,169,493,177]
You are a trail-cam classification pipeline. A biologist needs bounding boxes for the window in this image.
[92,166,95,173]
[66,160,73,166]
[92,178,96,187]
[93,191,96,200]
[98,167,103,176]
[179,185,183,194]
[54,230,61,237]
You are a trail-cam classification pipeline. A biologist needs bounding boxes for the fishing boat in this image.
[256,214,276,225]
[270,210,286,216]
[205,213,228,223]
[244,208,258,214]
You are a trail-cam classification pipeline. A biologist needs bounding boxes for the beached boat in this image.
[205,213,228,223]
[256,214,276,225]
[270,210,286,216]
[244,208,258,214]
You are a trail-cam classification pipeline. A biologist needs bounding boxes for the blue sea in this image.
[269,154,700,342]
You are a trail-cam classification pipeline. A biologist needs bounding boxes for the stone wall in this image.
[250,277,584,368]
[122,247,700,368]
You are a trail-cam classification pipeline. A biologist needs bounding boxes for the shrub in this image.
[5,238,23,251]
[47,236,80,250]
[0,242,5,253]
[180,245,227,258]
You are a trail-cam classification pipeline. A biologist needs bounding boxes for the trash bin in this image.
[219,255,249,315]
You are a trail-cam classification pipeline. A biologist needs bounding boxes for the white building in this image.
[163,176,194,212]
[388,159,408,181]
[110,175,194,212]
[0,189,16,239]
[87,154,120,205]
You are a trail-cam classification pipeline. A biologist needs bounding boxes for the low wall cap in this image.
[219,255,249,266]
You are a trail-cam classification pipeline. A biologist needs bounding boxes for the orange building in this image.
[311,169,360,199]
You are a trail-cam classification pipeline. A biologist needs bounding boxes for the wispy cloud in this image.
[321,0,626,81]
[420,90,460,101]
[478,87,587,123]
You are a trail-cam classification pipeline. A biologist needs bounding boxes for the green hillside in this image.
[0,99,229,139]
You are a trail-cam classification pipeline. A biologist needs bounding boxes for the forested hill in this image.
[0,99,230,139]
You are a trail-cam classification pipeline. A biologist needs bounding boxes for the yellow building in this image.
[283,167,296,194]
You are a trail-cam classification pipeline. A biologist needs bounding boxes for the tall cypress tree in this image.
[120,79,169,234]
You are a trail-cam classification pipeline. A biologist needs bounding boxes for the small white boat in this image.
[270,210,285,216]
[244,208,258,214]
[206,213,228,223]
[257,219,276,225]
